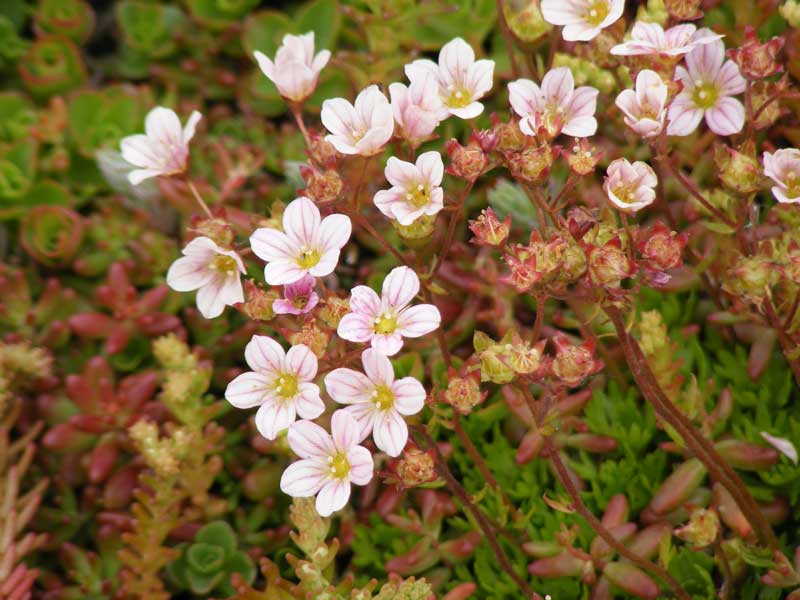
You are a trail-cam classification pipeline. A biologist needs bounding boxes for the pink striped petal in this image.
[325,368,373,404]
[245,335,285,373]
[315,480,351,516]
[337,313,375,343]
[704,97,744,136]
[396,304,441,337]
[280,458,327,497]
[348,285,381,316]
[362,348,394,385]
[331,409,360,450]
[392,377,426,415]
[225,371,270,408]
[295,383,324,419]
[373,410,408,457]
[285,344,318,381]
[371,332,404,356]
[382,266,420,309]
[287,419,335,459]
[347,445,375,485]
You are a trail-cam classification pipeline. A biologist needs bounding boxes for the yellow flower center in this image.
[273,372,299,399]
[405,184,430,209]
[786,171,800,199]
[692,81,719,110]
[297,247,321,269]
[445,85,472,108]
[328,451,350,479]
[584,1,609,26]
[612,183,637,205]
[372,384,395,410]
[292,294,309,309]
[211,254,238,274]
[373,312,398,335]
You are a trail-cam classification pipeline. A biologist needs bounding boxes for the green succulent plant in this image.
[166,521,256,596]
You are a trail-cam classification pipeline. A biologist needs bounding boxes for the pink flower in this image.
[763,148,800,204]
[667,34,746,136]
[273,274,320,315]
[254,32,331,103]
[280,410,374,517]
[120,106,201,185]
[603,158,658,213]
[250,197,351,285]
[389,74,443,146]
[166,236,245,319]
[610,22,723,58]
[325,349,426,457]
[373,151,444,225]
[405,37,494,120]
[225,335,324,440]
[508,67,598,139]
[541,0,624,42]
[337,266,441,356]
[321,85,394,156]
[615,69,668,139]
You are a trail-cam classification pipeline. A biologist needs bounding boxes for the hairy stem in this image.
[547,442,691,600]
[605,305,779,551]
[432,181,474,276]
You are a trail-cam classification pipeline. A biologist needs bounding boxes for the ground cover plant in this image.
[4,0,800,598]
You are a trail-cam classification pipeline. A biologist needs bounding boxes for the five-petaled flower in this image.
[225,335,324,440]
[321,85,394,156]
[254,32,331,103]
[610,22,723,58]
[763,148,800,204]
[273,274,320,315]
[541,0,624,42]
[373,151,445,226]
[405,37,495,120]
[338,266,441,356]
[250,196,352,285]
[280,410,374,517]
[508,67,598,139]
[166,236,245,319]
[325,348,426,457]
[667,33,747,136]
[615,69,668,139]
[120,106,201,185]
[389,74,443,147]
[603,158,658,213]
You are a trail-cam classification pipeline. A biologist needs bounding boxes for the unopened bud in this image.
[714,142,762,194]
[675,507,720,549]
[727,26,784,79]
[307,131,340,167]
[636,221,688,271]
[444,373,486,414]
[505,145,554,185]
[242,280,279,321]
[587,237,635,288]
[664,0,702,20]
[395,447,437,487]
[191,217,234,247]
[289,319,330,358]
[551,336,603,387]
[469,208,510,247]
[301,167,343,204]
[445,139,487,182]
[317,296,350,329]
[491,116,527,152]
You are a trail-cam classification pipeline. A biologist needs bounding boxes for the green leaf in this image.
[296,0,340,51]
[186,543,226,575]
[488,178,537,228]
[195,521,237,556]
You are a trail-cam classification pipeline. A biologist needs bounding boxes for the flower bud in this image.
[394,446,437,487]
[241,280,278,321]
[551,336,603,387]
[501,245,541,292]
[714,142,762,195]
[307,131,340,167]
[318,296,350,329]
[781,0,800,27]
[491,116,527,152]
[750,80,785,130]
[289,319,330,358]
[505,145,554,185]
[445,139,487,182]
[191,216,234,247]
[675,507,720,549]
[723,255,780,301]
[300,166,343,204]
[727,26,784,80]
[587,237,635,289]
[664,0,702,20]
[473,331,516,384]
[444,372,486,414]
[469,208,510,247]
[636,221,688,271]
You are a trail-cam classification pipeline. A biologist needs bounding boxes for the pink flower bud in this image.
[727,26,784,79]
[587,237,636,288]
[445,139,487,182]
[300,166,343,204]
[636,221,689,271]
[469,208,511,247]
[551,336,603,387]
[394,446,437,488]
[505,145,554,185]
[444,372,486,415]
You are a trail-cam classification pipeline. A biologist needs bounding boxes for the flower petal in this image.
[392,377,426,415]
[396,304,441,337]
[325,368,373,404]
[225,371,270,408]
[295,383,325,419]
[166,255,213,292]
[761,432,799,465]
[317,213,352,253]
[361,348,395,385]
[315,480,351,516]
[373,410,408,457]
[347,445,375,485]
[331,409,360,450]
[381,266,420,309]
[337,312,374,343]
[244,335,285,373]
[704,97,744,136]
[287,419,335,459]
[250,227,295,263]
[255,400,296,440]
[285,344,318,381]
[283,197,320,249]
[280,458,327,497]
[348,285,381,316]
[371,333,404,356]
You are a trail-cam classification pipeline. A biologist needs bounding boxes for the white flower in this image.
[120,106,201,185]
[541,0,625,42]
[280,410,374,517]
[763,148,800,204]
[405,37,494,120]
[603,158,658,213]
[610,22,723,58]
[254,32,330,103]
[166,236,245,319]
[225,335,324,440]
[373,151,444,225]
[667,33,746,137]
[338,266,441,356]
[508,67,598,139]
[249,197,352,285]
[321,85,394,156]
[325,349,426,457]
[615,69,668,139]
